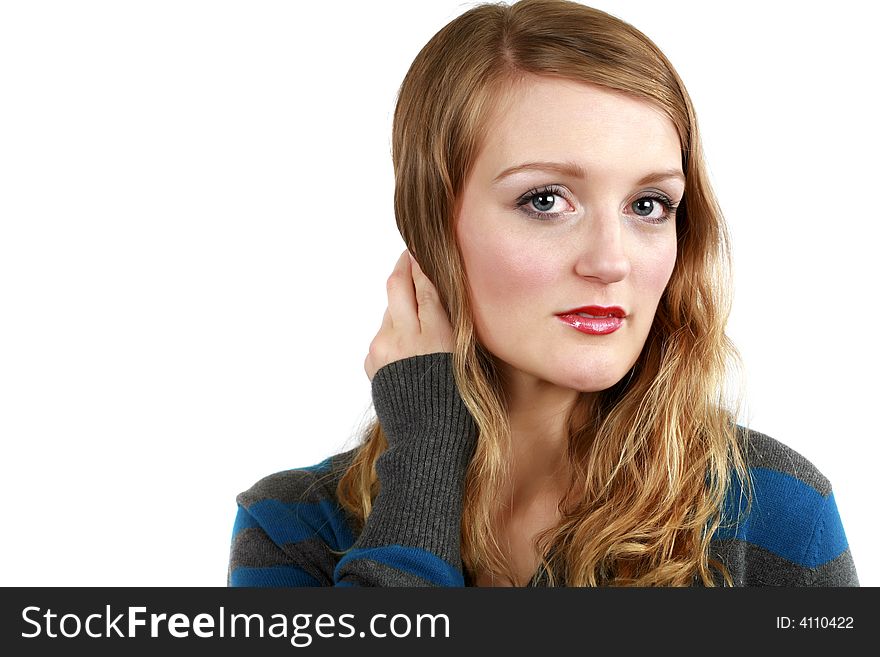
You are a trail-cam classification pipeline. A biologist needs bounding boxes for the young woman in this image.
[227,0,858,587]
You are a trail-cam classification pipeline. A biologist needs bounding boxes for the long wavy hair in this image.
[334,0,752,586]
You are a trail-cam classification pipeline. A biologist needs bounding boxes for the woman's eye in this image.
[515,185,572,220]
[529,191,565,213]
[631,195,677,224]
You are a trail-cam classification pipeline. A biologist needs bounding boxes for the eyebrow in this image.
[491,160,686,186]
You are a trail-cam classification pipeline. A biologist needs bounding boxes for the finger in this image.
[408,250,420,273]
[407,251,446,326]
[386,249,419,332]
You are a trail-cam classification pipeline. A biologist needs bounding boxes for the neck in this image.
[499,370,599,512]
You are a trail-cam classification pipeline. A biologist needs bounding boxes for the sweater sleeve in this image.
[334,351,478,586]
[228,351,479,587]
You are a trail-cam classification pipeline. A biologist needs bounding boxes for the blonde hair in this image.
[335,0,752,586]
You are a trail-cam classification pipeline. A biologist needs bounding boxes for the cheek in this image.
[641,238,678,300]
[462,229,557,310]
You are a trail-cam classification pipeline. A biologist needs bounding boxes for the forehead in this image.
[476,77,681,180]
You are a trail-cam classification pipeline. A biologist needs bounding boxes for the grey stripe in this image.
[708,537,859,586]
[736,425,831,496]
[336,557,443,587]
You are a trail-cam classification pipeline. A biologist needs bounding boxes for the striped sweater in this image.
[227,352,859,587]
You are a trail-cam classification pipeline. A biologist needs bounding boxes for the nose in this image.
[573,208,631,283]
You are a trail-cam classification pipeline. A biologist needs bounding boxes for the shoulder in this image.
[715,425,856,585]
[729,424,838,531]
[734,424,831,495]
[233,447,361,553]
[237,448,358,507]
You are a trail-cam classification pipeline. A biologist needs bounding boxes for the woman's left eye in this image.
[515,185,679,224]
[630,194,679,224]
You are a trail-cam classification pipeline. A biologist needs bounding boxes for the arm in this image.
[335,352,478,586]
[228,351,478,587]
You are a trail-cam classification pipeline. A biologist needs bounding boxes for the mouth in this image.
[555,310,624,335]
[556,305,627,319]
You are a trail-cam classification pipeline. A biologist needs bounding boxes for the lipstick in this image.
[555,305,625,335]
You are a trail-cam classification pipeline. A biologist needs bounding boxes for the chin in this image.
[553,363,632,393]
[566,377,621,393]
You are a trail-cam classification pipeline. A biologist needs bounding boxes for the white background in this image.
[1,1,876,586]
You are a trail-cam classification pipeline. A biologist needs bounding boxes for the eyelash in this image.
[514,184,680,224]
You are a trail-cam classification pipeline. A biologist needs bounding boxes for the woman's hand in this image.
[364,249,454,382]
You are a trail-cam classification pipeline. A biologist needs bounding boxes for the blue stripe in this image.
[716,467,848,568]
[334,545,465,586]
[231,504,260,540]
[296,457,334,474]
[804,491,849,567]
[245,498,355,552]
[230,565,321,587]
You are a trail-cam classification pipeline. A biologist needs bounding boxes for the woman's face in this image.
[455,76,682,396]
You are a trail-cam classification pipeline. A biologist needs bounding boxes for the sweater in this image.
[227,352,859,587]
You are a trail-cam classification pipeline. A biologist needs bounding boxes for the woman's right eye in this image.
[515,184,574,221]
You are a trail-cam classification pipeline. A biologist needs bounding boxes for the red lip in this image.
[556,305,627,318]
